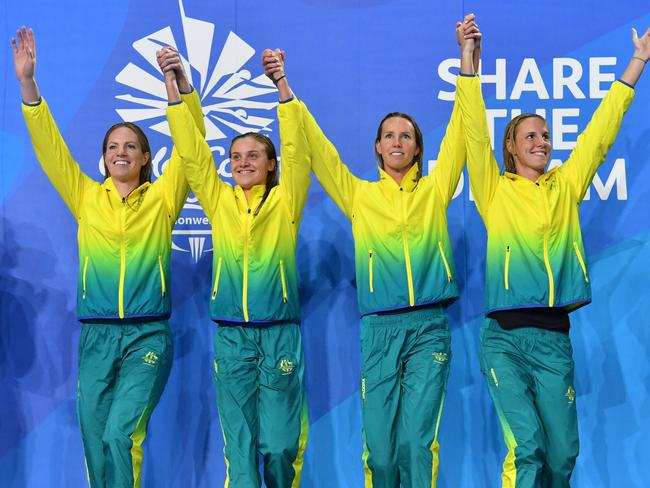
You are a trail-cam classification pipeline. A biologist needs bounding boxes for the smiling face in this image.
[375,116,421,179]
[230,135,277,191]
[102,124,151,186]
[504,115,551,179]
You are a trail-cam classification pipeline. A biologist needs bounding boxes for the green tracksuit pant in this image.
[77,320,173,488]
[214,321,308,488]
[479,319,578,488]
[360,306,451,488]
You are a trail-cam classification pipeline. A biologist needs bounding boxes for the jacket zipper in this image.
[82,256,89,299]
[279,260,288,303]
[540,185,555,307]
[212,257,223,300]
[242,209,251,322]
[118,198,127,318]
[504,245,511,290]
[438,241,452,282]
[573,242,589,283]
[158,256,166,297]
[368,250,374,293]
[400,190,415,306]
[543,233,554,307]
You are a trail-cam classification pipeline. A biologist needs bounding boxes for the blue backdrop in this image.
[1,1,649,486]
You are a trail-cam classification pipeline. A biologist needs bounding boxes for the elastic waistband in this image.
[215,319,300,329]
[81,317,170,326]
[79,312,170,323]
[363,304,446,326]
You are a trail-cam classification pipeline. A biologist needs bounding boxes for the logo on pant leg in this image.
[143,351,159,367]
[565,386,576,404]
[432,352,449,364]
[278,359,295,375]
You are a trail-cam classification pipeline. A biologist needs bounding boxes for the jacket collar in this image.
[504,167,559,185]
[234,184,267,212]
[378,163,420,192]
[102,177,151,204]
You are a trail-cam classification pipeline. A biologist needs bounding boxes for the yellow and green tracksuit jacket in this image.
[22,90,203,320]
[456,74,634,315]
[166,97,311,324]
[294,98,465,316]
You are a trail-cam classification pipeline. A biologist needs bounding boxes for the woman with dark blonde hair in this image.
[501,113,548,175]
[160,46,311,487]
[14,28,203,487]
[456,13,650,487]
[261,28,479,485]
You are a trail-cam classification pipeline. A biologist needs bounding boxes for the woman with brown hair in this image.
[160,44,311,487]
[14,28,203,487]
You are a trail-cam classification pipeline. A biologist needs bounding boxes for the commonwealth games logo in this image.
[111,0,278,261]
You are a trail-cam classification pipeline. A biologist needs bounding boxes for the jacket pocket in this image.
[82,256,89,299]
[158,256,166,297]
[504,245,511,290]
[279,260,288,303]
[211,257,223,300]
[438,242,452,282]
[573,242,589,283]
[368,250,374,293]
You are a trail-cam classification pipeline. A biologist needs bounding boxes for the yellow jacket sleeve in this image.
[557,80,634,202]
[183,88,207,137]
[430,96,466,205]
[300,101,361,219]
[456,75,500,222]
[155,89,204,219]
[277,98,312,225]
[22,98,94,219]
[166,99,226,224]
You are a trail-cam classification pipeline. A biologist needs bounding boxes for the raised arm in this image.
[429,19,482,205]
[13,26,39,103]
[620,27,650,87]
[153,46,208,218]
[458,14,482,78]
[157,47,207,136]
[262,49,311,224]
[456,14,500,221]
[430,90,465,206]
[263,50,359,219]
[15,26,90,218]
[559,27,647,202]
[160,48,225,222]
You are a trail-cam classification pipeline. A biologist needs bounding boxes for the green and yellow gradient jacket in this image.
[22,90,202,321]
[166,98,310,324]
[293,99,465,316]
[456,74,634,315]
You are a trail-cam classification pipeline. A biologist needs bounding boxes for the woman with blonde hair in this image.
[456,14,649,487]
[14,27,203,487]
[262,29,479,485]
